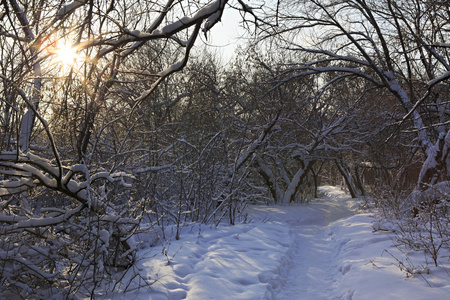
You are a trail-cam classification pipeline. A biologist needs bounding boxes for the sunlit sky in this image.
[201,6,249,62]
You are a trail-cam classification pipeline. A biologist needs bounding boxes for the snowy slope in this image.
[104,186,450,299]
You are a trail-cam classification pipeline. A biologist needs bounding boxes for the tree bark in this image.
[281,160,315,205]
[256,155,282,204]
[335,160,359,198]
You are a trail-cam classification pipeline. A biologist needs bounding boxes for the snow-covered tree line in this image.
[1,0,449,297]
[257,0,450,192]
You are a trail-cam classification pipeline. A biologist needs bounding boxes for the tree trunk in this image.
[310,162,324,198]
[281,160,314,205]
[354,165,366,197]
[256,155,282,204]
[417,131,450,190]
[335,160,359,198]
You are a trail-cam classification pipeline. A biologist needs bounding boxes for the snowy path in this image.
[249,186,355,299]
[110,186,450,300]
[277,199,353,298]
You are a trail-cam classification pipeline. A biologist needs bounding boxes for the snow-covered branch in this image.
[97,0,228,59]
[235,114,280,171]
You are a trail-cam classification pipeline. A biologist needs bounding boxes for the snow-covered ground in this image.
[105,186,450,299]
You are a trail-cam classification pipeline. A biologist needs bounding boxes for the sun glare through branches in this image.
[44,38,84,74]
[55,43,78,66]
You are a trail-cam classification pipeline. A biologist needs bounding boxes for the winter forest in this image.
[1,0,450,298]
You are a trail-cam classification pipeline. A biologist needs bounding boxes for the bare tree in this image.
[217,46,370,203]
[257,0,450,191]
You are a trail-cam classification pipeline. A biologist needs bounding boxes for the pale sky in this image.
[201,5,249,62]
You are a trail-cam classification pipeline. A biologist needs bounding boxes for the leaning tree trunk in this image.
[417,131,450,190]
[335,160,359,198]
[256,155,282,204]
[281,160,315,205]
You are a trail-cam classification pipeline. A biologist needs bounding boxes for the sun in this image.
[55,43,78,65]
[42,36,86,74]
